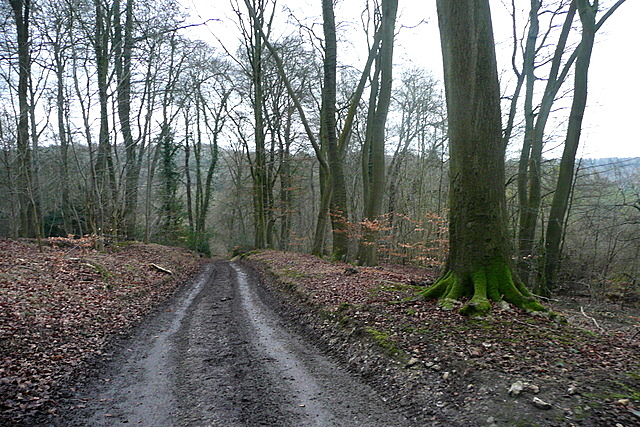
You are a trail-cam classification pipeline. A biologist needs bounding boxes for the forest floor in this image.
[0,237,204,424]
[1,239,639,425]
[245,250,640,426]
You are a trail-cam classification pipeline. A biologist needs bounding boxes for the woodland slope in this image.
[245,250,640,426]
[1,240,639,425]
[0,238,203,424]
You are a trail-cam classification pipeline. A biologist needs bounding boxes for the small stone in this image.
[469,347,483,358]
[497,300,511,310]
[532,397,552,410]
[508,381,524,396]
[467,384,474,391]
[405,357,421,368]
[525,383,540,394]
[486,416,496,425]
[443,371,450,380]
[567,385,578,395]
[615,398,630,406]
[431,364,442,371]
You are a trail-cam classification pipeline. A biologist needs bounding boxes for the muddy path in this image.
[57,261,410,426]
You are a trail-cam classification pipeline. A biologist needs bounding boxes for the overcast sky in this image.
[182,0,640,159]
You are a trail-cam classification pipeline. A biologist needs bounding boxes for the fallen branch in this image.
[150,263,173,275]
[532,293,559,302]
[580,306,604,332]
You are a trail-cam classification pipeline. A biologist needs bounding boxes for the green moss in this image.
[420,256,551,317]
[85,260,113,283]
[365,327,400,356]
[336,302,353,312]
[367,281,422,297]
[279,267,305,279]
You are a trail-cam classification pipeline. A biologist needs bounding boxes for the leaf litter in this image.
[248,249,640,426]
[0,237,203,424]
[2,240,638,425]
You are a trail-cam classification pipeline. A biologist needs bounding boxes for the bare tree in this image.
[542,0,627,294]
[357,0,398,266]
[8,0,38,239]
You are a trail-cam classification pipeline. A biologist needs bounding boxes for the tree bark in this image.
[516,1,576,282]
[322,0,349,260]
[542,0,597,293]
[358,0,398,266]
[114,0,139,240]
[421,0,546,316]
[9,0,37,238]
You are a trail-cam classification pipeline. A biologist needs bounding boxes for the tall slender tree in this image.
[542,0,626,293]
[244,0,381,258]
[357,0,398,266]
[321,0,350,260]
[113,0,138,239]
[9,0,37,238]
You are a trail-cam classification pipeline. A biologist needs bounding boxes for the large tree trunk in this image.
[421,0,546,316]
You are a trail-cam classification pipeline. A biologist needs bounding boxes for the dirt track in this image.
[57,261,410,426]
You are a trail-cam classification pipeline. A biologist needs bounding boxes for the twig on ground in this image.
[532,293,559,302]
[151,263,173,274]
[580,306,605,332]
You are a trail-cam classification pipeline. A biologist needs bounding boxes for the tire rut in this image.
[57,261,410,426]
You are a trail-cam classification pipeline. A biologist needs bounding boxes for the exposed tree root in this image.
[420,257,551,317]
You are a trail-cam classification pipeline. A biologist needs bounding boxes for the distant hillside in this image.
[579,157,640,179]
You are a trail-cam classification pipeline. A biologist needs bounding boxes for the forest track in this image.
[56,261,410,426]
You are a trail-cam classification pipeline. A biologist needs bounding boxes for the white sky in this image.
[182,0,640,159]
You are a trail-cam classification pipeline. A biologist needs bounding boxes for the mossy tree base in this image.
[420,257,548,317]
